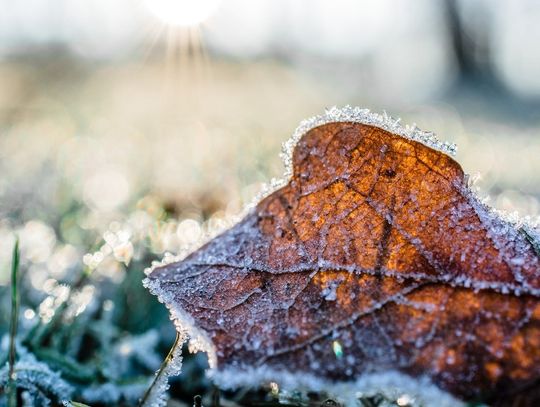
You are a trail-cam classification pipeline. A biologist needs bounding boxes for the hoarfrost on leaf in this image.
[145,109,540,405]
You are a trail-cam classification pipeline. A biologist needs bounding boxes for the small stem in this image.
[138,332,182,407]
[8,238,20,407]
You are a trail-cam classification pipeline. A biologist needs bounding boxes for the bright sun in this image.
[143,0,222,27]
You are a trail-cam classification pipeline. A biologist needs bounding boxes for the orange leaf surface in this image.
[145,108,540,405]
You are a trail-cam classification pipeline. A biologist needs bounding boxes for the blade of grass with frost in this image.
[139,332,185,407]
[8,238,20,407]
[65,401,91,407]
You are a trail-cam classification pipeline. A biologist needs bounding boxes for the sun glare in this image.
[143,0,222,27]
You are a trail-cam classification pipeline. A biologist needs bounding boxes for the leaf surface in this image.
[146,118,540,404]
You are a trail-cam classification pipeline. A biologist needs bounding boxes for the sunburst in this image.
[140,0,221,100]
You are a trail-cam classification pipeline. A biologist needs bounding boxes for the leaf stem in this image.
[138,331,182,407]
[8,238,20,407]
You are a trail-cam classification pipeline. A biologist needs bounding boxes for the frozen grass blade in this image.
[8,238,20,407]
[66,402,91,407]
[138,332,184,407]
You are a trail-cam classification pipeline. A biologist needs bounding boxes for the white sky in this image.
[0,0,539,97]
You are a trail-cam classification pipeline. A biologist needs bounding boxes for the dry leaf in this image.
[145,108,540,405]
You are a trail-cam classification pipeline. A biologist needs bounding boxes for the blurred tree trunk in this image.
[444,0,493,82]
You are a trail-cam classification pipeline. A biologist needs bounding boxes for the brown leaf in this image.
[146,110,540,405]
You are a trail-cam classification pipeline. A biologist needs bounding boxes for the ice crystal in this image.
[283,106,457,173]
[143,275,217,370]
[0,345,73,406]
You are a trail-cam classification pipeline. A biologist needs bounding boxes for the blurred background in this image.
[0,0,540,404]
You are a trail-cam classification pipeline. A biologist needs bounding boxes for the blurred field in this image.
[1,1,540,405]
[1,54,539,263]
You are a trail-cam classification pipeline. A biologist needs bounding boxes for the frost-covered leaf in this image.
[145,108,540,405]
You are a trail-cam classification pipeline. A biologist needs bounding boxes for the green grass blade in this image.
[8,238,20,407]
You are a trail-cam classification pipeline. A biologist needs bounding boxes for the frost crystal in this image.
[282,105,457,181]
[248,106,458,208]
[143,278,217,369]
[0,345,73,406]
